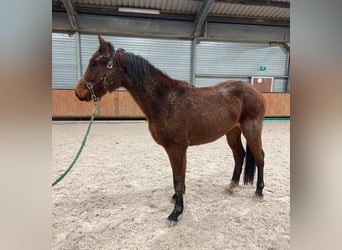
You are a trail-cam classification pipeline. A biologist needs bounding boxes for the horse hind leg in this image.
[226,126,246,193]
[241,119,265,196]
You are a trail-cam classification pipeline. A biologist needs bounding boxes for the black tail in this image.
[244,144,256,185]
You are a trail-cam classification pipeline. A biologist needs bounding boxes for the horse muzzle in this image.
[75,89,86,101]
[75,80,92,102]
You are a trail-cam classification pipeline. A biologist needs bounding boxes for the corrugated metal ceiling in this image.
[71,0,201,14]
[53,0,289,23]
[108,0,199,13]
[211,3,289,19]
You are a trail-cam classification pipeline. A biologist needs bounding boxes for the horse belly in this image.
[189,132,226,145]
[188,118,234,145]
[187,91,242,145]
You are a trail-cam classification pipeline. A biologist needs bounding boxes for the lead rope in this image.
[52,101,98,187]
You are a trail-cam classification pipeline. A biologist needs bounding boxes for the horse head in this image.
[75,36,125,102]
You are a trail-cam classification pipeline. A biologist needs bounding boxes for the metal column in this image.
[75,32,81,79]
[191,38,198,85]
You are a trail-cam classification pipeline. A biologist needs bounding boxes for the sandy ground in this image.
[52,120,290,250]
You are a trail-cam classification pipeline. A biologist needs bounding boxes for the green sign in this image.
[259,66,267,71]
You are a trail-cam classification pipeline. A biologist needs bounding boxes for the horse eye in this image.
[90,60,98,67]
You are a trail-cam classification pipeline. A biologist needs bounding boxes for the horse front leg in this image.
[165,146,187,222]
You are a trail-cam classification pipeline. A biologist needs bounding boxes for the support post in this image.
[191,38,199,85]
[62,0,78,31]
[76,32,81,79]
[282,42,290,92]
[193,0,214,37]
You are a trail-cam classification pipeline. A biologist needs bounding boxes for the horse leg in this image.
[241,119,265,196]
[165,145,187,222]
[226,126,246,192]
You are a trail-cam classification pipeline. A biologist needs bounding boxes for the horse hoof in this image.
[167,212,179,222]
[225,187,234,194]
[228,182,238,190]
[254,191,264,198]
[226,182,238,194]
[166,219,178,227]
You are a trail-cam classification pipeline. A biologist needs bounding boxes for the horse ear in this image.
[98,35,107,49]
[98,35,114,53]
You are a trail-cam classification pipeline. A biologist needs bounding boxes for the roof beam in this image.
[207,15,289,27]
[212,0,290,8]
[282,42,290,52]
[193,0,214,37]
[62,0,78,30]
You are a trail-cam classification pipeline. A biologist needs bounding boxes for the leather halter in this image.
[81,56,114,102]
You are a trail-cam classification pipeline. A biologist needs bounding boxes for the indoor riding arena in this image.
[52,0,290,249]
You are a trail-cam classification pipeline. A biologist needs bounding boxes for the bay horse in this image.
[75,36,265,222]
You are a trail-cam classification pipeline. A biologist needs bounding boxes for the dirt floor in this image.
[52,120,290,250]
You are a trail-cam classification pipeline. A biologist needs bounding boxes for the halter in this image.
[81,56,114,102]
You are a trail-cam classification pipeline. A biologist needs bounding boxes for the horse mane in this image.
[120,49,193,90]
[124,52,151,83]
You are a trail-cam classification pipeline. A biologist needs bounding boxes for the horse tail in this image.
[244,143,256,185]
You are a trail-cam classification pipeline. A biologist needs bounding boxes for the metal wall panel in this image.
[195,77,287,92]
[195,77,249,88]
[52,33,288,92]
[80,34,192,82]
[52,33,77,89]
[195,41,289,91]
[273,78,288,92]
[196,77,287,92]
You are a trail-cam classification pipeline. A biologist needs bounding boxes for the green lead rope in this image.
[52,104,97,187]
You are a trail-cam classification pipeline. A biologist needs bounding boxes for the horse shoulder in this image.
[147,88,192,147]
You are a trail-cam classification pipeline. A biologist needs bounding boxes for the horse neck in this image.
[121,65,183,120]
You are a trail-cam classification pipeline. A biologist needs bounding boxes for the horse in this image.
[75,36,266,222]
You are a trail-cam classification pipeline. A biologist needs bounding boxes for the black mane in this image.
[124,52,151,83]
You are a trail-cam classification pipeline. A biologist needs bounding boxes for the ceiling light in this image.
[118,7,160,15]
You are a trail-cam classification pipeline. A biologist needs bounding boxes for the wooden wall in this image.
[52,89,290,118]
[262,92,290,117]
